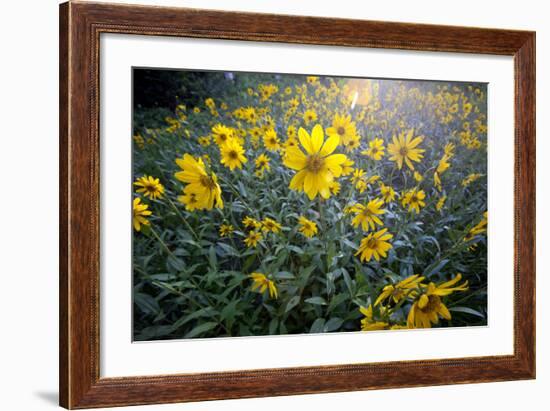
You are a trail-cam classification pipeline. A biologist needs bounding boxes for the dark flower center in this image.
[338,127,346,135]
[306,154,325,173]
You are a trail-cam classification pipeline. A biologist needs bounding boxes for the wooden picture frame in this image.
[59,1,535,408]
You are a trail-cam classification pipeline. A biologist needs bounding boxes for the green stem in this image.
[165,195,200,241]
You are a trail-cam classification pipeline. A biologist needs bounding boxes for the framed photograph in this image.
[59,1,535,409]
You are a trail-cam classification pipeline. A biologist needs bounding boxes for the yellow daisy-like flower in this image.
[355,228,393,262]
[351,169,365,185]
[326,114,357,147]
[263,128,281,151]
[283,124,348,200]
[413,171,424,182]
[255,153,271,172]
[242,216,261,230]
[401,188,426,213]
[379,183,396,203]
[343,134,361,152]
[351,198,386,231]
[407,274,469,329]
[261,217,282,234]
[250,272,278,299]
[287,125,297,139]
[462,173,483,187]
[444,142,456,157]
[133,176,164,199]
[220,138,247,170]
[374,274,425,306]
[434,171,442,191]
[436,195,447,211]
[175,154,223,211]
[359,305,389,331]
[437,154,451,174]
[211,124,234,147]
[298,216,318,238]
[306,76,319,85]
[464,211,488,241]
[362,138,385,160]
[303,109,317,125]
[341,158,354,176]
[244,230,263,248]
[197,136,211,147]
[132,197,152,231]
[387,129,425,170]
[329,181,341,195]
[219,224,234,237]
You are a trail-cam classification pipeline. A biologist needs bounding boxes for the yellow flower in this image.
[407,274,469,328]
[374,274,425,306]
[434,171,442,191]
[261,217,282,233]
[242,216,261,230]
[462,173,483,187]
[193,107,201,113]
[287,125,297,139]
[356,228,393,262]
[351,169,365,185]
[464,211,488,241]
[219,224,234,237]
[351,198,385,231]
[387,129,425,170]
[401,188,426,213]
[175,154,223,210]
[283,124,347,200]
[326,114,358,147]
[250,272,278,299]
[444,142,456,157]
[359,305,389,331]
[437,155,451,174]
[255,153,271,172]
[244,230,263,248]
[298,216,318,238]
[379,183,396,203]
[220,138,247,170]
[343,134,361,152]
[413,171,424,182]
[341,158,354,176]
[133,176,164,199]
[263,128,281,151]
[329,181,341,195]
[132,197,151,231]
[362,138,385,160]
[436,195,447,211]
[211,124,234,147]
[197,136,211,147]
[303,109,317,125]
[306,76,319,85]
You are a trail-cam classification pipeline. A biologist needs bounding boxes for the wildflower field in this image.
[132,69,488,341]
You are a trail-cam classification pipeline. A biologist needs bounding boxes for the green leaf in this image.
[324,317,344,332]
[423,259,449,278]
[274,271,295,280]
[449,306,485,319]
[310,318,325,333]
[184,321,218,339]
[305,297,327,305]
[285,296,300,313]
[134,292,160,315]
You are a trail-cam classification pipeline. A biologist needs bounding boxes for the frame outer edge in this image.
[59,1,70,408]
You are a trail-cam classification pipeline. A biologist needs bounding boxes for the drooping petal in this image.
[298,127,315,155]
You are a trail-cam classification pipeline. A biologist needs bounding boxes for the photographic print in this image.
[132,69,488,341]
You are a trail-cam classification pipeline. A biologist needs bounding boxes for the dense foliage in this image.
[132,70,487,341]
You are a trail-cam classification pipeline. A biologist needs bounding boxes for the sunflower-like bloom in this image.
[244,230,262,248]
[374,274,425,306]
[175,154,223,211]
[387,129,425,170]
[242,216,262,230]
[133,176,164,199]
[263,128,281,151]
[298,216,318,238]
[351,198,385,231]
[341,158,355,176]
[379,183,396,203]
[326,114,358,147]
[132,197,152,231]
[211,124,234,147]
[250,272,278,299]
[444,142,456,157]
[464,211,488,241]
[303,109,317,125]
[362,138,385,160]
[407,274,469,328]
[355,228,393,262]
[401,188,426,213]
[283,124,348,200]
[359,305,389,331]
[219,224,234,238]
[255,153,271,172]
[329,181,341,195]
[261,217,282,233]
[220,138,247,170]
